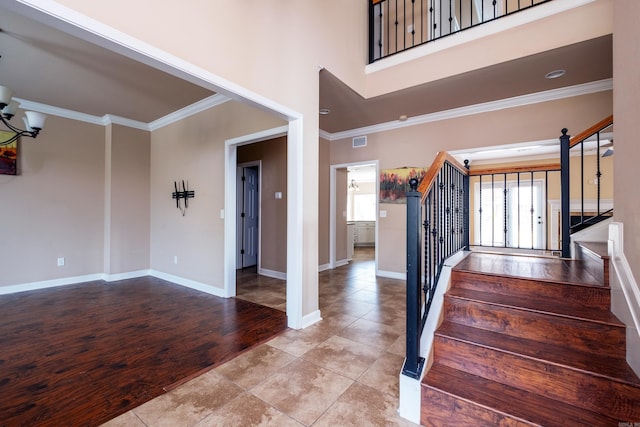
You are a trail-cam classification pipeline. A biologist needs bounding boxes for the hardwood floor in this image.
[0,276,288,426]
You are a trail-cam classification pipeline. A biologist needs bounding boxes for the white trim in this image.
[0,273,104,295]
[334,259,350,268]
[300,309,322,329]
[286,119,305,329]
[148,94,231,131]
[322,79,612,141]
[367,0,597,73]
[149,270,226,297]
[376,269,405,280]
[318,263,331,272]
[102,269,150,282]
[608,223,640,375]
[259,268,287,280]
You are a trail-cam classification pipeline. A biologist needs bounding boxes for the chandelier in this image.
[0,85,46,146]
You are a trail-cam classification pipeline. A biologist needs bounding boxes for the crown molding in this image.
[13,93,232,132]
[148,94,230,131]
[322,79,613,141]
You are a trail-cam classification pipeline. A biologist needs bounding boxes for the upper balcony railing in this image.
[369,0,552,63]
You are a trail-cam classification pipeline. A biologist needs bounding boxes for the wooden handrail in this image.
[469,163,560,176]
[569,115,613,148]
[417,152,468,202]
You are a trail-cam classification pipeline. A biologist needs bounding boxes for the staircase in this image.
[420,251,640,426]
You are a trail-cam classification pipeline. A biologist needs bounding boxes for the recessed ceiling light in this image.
[319,108,331,115]
[545,69,566,79]
[399,115,408,121]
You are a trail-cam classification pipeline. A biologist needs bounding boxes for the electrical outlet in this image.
[57,257,65,267]
[407,24,414,33]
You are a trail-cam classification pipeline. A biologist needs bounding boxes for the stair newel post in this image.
[560,128,571,258]
[463,159,470,251]
[403,178,425,379]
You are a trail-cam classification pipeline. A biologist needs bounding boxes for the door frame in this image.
[330,160,379,274]
[236,161,262,270]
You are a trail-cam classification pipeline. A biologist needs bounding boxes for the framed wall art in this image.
[0,131,18,176]
[379,166,428,204]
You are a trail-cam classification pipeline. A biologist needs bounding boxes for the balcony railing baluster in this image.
[369,0,552,63]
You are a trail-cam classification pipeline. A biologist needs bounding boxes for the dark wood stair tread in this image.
[446,287,624,326]
[435,321,640,384]
[453,252,603,287]
[422,363,621,426]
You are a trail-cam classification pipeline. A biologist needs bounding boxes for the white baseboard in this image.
[149,270,226,297]
[318,263,331,272]
[376,269,405,280]
[608,222,640,375]
[334,259,349,268]
[103,269,150,282]
[300,309,322,328]
[0,273,104,295]
[259,268,287,280]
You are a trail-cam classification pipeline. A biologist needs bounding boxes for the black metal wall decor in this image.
[172,180,195,216]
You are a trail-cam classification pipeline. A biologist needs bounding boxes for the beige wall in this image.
[150,100,284,290]
[329,91,612,273]
[238,136,288,274]
[0,114,105,287]
[106,125,151,275]
[319,138,330,266]
[336,168,348,262]
[613,0,640,281]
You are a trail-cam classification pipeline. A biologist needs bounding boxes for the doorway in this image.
[330,161,379,273]
[237,163,260,269]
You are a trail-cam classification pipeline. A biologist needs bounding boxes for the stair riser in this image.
[444,297,626,358]
[421,387,536,427]
[434,336,640,421]
[450,271,611,309]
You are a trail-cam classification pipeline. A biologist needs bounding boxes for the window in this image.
[352,193,376,221]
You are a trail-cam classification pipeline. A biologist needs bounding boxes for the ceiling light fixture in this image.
[319,108,331,115]
[348,179,359,191]
[545,69,566,79]
[399,115,408,121]
[0,85,47,146]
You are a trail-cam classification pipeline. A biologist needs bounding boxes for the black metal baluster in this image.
[530,172,534,250]
[503,174,508,248]
[596,131,602,216]
[560,128,571,258]
[581,140,585,227]
[395,0,399,53]
[411,0,416,46]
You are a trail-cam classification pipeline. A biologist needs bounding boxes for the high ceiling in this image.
[0,4,611,138]
[319,35,612,134]
[0,6,214,124]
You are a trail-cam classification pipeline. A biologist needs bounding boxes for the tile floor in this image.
[103,248,417,426]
